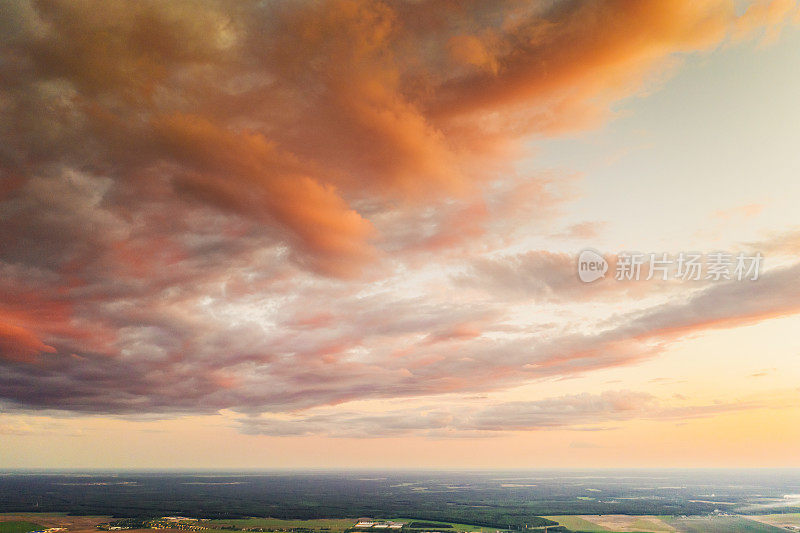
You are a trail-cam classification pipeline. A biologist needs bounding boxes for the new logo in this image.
[577,249,608,283]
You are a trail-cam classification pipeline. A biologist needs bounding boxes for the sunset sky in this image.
[1,0,800,469]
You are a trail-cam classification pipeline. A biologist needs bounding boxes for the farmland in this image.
[2,471,800,533]
[8,511,800,533]
[0,522,43,533]
[661,516,787,532]
[543,514,797,532]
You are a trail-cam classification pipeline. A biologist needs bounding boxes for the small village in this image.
[353,521,403,530]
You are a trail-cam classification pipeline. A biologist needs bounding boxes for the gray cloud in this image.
[3,261,800,420]
[238,390,775,437]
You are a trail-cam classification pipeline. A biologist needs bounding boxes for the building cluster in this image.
[353,521,403,530]
[149,520,206,531]
[99,518,206,532]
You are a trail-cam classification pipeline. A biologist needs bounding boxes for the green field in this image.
[0,522,44,533]
[748,513,800,528]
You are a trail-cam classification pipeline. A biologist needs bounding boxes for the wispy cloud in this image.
[238,389,787,438]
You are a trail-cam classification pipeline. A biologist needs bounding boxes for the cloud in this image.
[734,0,800,43]
[426,1,738,129]
[3,260,800,419]
[551,222,607,241]
[713,203,765,220]
[152,112,377,276]
[238,389,782,437]
[3,0,792,275]
[458,251,589,301]
[0,0,797,422]
[455,250,683,302]
[614,261,800,338]
[570,441,606,449]
[748,227,800,256]
[0,322,56,363]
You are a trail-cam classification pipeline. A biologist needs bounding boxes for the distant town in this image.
[98,519,485,533]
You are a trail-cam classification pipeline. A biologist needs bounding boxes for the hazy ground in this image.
[3,471,800,533]
[6,512,800,533]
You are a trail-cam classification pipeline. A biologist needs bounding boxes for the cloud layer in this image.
[1,0,798,434]
[238,389,785,438]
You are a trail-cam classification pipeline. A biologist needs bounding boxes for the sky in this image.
[1,0,800,469]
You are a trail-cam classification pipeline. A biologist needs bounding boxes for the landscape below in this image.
[1,472,799,533]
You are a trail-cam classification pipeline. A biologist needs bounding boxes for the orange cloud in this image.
[0,322,56,363]
[427,2,737,127]
[735,0,800,43]
[1,0,798,422]
[153,113,376,277]
[6,0,795,276]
